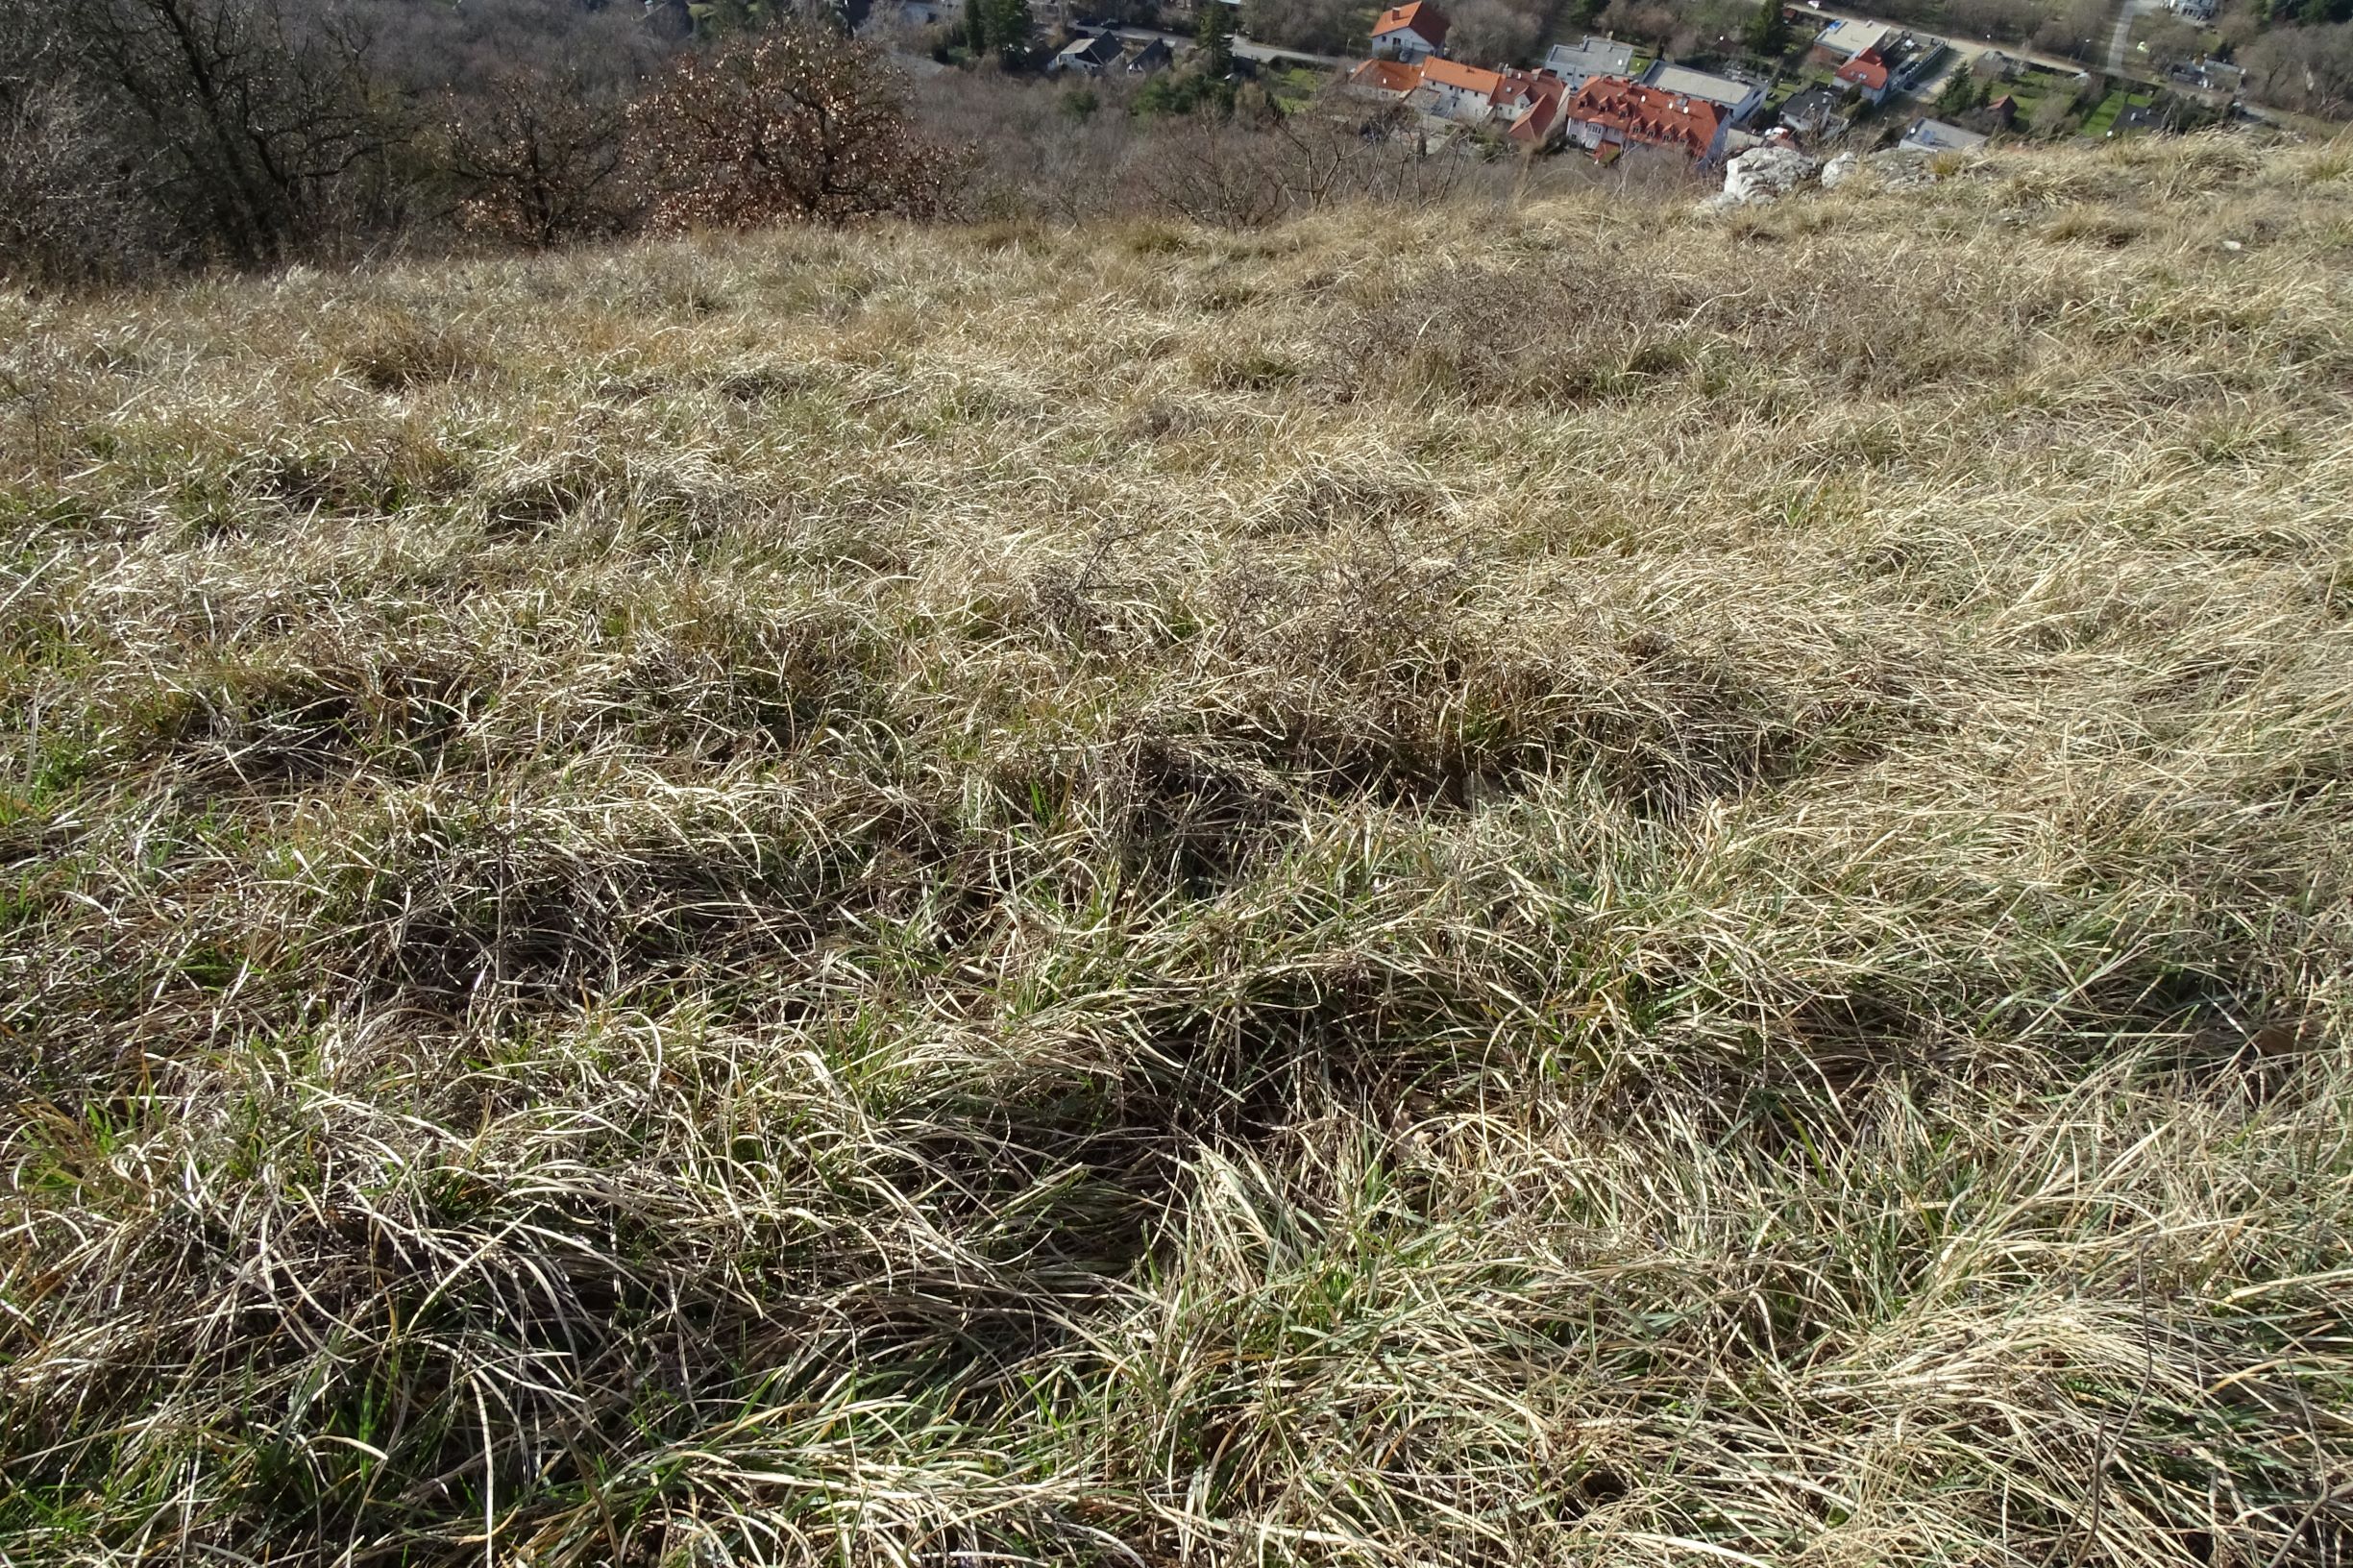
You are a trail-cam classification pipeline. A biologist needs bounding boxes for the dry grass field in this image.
[4,134,2353,1565]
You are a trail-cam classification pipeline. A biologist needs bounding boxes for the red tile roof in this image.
[1496,68,1570,140]
[1507,92,1564,142]
[1564,77,1727,157]
[1372,0,1449,45]
[1835,47,1890,90]
[1419,57,1503,96]
[1348,58,1425,92]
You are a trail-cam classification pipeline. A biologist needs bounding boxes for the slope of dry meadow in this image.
[3,135,2353,1565]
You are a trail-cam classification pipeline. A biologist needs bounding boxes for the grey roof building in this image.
[1543,35,1633,90]
[1638,61,1768,125]
[1050,32,1127,72]
[1899,116,1989,153]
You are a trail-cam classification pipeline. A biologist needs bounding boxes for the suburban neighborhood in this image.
[954,0,2252,178]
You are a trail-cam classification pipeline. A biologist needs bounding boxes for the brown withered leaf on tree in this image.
[632,24,965,231]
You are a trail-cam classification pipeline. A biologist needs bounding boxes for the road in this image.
[1098,23,1349,68]
[1235,36,1351,67]
[1793,0,2105,84]
[1107,0,2144,94]
[2106,0,2167,73]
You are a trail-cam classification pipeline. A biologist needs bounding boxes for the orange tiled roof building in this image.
[1561,77,1729,162]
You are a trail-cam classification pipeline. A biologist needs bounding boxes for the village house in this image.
[1833,34,1944,105]
[1346,56,1427,97]
[1833,47,1892,102]
[1544,35,1634,91]
[1777,84,1851,139]
[1491,66,1572,144]
[1123,36,1174,72]
[1807,17,1888,64]
[1371,0,1450,61]
[1562,77,1730,162]
[1049,31,1127,73]
[1638,61,1767,124]
[1346,57,1570,143]
[2169,55,2243,93]
[1899,115,1988,152]
[1411,56,1503,118]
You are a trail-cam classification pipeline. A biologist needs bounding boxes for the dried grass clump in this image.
[4,140,2353,1566]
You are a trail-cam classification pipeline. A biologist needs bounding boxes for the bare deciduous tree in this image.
[47,0,391,263]
[448,64,638,248]
[632,25,963,230]
[0,82,164,282]
[2243,20,2353,114]
[1447,0,1545,66]
[1140,92,1479,229]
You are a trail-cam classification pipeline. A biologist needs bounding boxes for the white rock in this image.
[1822,152,1860,189]
[1875,150,1943,190]
[1718,144,1821,206]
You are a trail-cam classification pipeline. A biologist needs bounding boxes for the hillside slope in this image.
[3,136,2352,1565]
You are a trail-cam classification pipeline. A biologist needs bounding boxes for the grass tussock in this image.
[3,134,2353,1565]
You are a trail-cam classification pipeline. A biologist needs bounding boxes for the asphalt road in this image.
[1098,23,1349,68]
[1110,0,2154,96]
[1793,0,2103,83]
[2106,0,2168,73]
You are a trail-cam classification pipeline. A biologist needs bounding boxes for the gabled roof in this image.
[1348,57,1425,92]
[1564,77,1727,156]
[1419,56,1502,96]
[1779,85,1849,130]
[1056,32,1124,64]
[1489,65,1564,110]
[1546,35,1634,78]
[1900,115,1987,152]
[1835,47,1890,89]
[1372,0,1449,43]
[1506,76,1570,141]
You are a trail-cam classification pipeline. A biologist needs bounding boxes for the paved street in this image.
[2106,0,2168,73]
[1098,23,1349,68]
[1096,0,2156,99]
[1793,0,2107,84]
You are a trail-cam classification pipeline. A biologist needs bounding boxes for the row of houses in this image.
[1806,19,1948,106]
[1048,30,1175,74]
[1354,3,1972,165]
[1346,54,1580,147]
[1355,7,1760,162]
[1347,52,1738,160]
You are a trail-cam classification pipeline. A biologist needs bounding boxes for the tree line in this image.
[0,0,956,285]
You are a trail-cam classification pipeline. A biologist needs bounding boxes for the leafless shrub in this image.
[2242,21,2353,117]
[633,24,962,231]
[1239,0,1369,54]
[446,64,640,248]
[37,0,397,264]
[1139,94,1487,228]
[0,83,164,284]
[1446,0,1545,66]
[915,67,1154,223]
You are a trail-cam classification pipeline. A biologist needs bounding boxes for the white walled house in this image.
[1370,0,1450,61]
